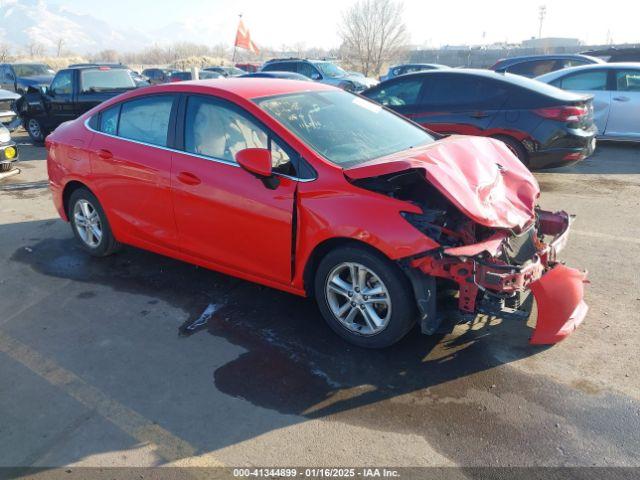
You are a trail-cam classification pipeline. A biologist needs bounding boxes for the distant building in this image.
[521,37,582,49]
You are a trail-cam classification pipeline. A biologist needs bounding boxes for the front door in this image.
[44,70,76,130]
[171,95,297,285]
[606,69,640,139]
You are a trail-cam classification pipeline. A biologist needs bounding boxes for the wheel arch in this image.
[62,180,95,219]
[302,237,401,298]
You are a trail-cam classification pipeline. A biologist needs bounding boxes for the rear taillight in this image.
[534,105,588,122]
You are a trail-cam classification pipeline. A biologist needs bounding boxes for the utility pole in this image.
[538,5,547,39]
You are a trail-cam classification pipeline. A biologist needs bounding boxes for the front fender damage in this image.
[407,209,588,345]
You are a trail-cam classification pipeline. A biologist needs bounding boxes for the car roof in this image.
[494,54,603,66]
[536,62,640,80]
[375,68,586,101]
[112,78,335,100]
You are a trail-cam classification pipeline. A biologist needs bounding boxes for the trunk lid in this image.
[344,136,540,230]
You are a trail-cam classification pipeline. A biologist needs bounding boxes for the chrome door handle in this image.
[613,96,630,102]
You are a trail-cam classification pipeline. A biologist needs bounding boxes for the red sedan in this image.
[46,79,588,348]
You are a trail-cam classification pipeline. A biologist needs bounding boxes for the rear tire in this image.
[493,135,528,165]
[314,245,416,348]
[68,188,120,257]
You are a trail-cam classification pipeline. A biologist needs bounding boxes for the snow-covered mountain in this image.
[0,0,151,54]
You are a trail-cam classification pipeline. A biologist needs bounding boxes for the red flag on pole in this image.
[234,19,259,55]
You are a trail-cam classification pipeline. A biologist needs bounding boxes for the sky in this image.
[51,0,640,50]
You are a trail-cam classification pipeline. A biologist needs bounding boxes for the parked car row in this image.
[362,69,597,169]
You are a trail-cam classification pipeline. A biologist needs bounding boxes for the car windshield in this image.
[80,69,137,92]
[255,90,434,167]
[313,62,347,78]
[12,64,53,77]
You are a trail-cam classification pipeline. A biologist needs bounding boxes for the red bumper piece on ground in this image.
[529,264,589,345]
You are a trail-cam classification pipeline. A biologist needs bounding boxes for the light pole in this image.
[538,5,547,39]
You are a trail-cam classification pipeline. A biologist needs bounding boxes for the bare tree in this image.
[339,0,409,76]
[0,43,11,62]
[26,41,45,58]
[56,38,65,57]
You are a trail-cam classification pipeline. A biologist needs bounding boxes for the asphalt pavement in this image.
[0,132,639,469]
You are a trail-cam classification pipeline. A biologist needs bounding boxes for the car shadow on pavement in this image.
[5,219,640,467]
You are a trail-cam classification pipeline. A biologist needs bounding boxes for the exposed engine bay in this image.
[349,166,588,345]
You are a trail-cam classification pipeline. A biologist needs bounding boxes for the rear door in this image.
[551,68,611,134]
[170,94,298,285]
[414,74,508,135]
[88,94,178,247]
[605,68,640,139]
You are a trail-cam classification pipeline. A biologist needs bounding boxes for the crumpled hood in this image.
[344,135,540,230]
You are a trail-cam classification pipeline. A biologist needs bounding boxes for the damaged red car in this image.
[46,79,588,348]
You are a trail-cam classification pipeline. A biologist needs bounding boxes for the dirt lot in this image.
[1,131,639,468]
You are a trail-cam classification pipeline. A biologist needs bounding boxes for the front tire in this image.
[68,188,120,257]
[314,246,416,348]
[25,117,47,144]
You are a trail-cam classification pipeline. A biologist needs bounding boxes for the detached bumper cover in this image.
[410,209,588,344]
[529,264,588,345]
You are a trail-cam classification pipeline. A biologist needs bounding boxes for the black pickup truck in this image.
[16,66,141,143]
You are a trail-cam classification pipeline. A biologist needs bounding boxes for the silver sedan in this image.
[537,63,640,141]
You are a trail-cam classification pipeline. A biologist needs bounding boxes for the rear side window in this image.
[263,62,294,73]
[615,70,640,92]
[118,96,174,146]
[366,78,423,106]
[421,75,508,108]
[297,62,319,78]
[507,60,557,77]
[558,71,608,91]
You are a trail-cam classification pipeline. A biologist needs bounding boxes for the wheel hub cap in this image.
[325,262,391,336]
[73,199,103,248]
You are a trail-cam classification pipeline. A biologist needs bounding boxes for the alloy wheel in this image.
[27,118,42,141]
[73,199,103,248]
[325,262,391,336]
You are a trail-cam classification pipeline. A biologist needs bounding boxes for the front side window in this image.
[50,71,73,95]
[184,96,294,175]
[80,69,136,93]
[314,62,347,79]
[118,96,174,146]
[298,62,320,79]
[366,78,423,106]
[256,90,434,167]
[559,70,608,91]
[615,70,640,92]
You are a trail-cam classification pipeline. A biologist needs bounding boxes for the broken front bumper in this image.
[410,209,588,344]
